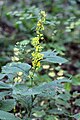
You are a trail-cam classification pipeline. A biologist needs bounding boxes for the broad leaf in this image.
[0,91,10,100]
[0,110,21,120]
[48,107,69,115]
[0,82,12,89]
[0,74,6,80]
[42,51,68,64]
[22,78,70,96]
[1,62,31,81]
[13,84,29,95]
[0,99,16,111]
[2,62,31,74]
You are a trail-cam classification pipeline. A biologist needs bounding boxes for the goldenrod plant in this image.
[0,10,79,120]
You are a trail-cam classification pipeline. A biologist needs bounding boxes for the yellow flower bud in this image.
[40,11,46,18]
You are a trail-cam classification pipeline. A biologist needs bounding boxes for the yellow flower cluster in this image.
[31,11,46,70]
[32,52,44,69]
[31,37,39,47]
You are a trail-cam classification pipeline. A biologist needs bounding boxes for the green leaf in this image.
[2,62,31,74]
[33,74,52,85]
[13,84,35,110]
[0,99,16,111]
[0,82,12,89]
[0,91,9,100]
[23,79,64,96]
[56,78,71,83]
[0,110,21,120]
[0,74,6,80]
[72,113,80,119]
[48,107,69,115]
[72,74,80,85]
[13,81,57,96]
[64,83,71,91]
[14,78,71,97]
[14,95,32,109]
[45,115,58,120]
[42,51,68,64]
[1,62,31,82]
[33,110,45,117]
[55,99,70,108]
[74,99,80,106]
[58,92,71,101]
[19,40,30,45]
[13,84,29,95]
